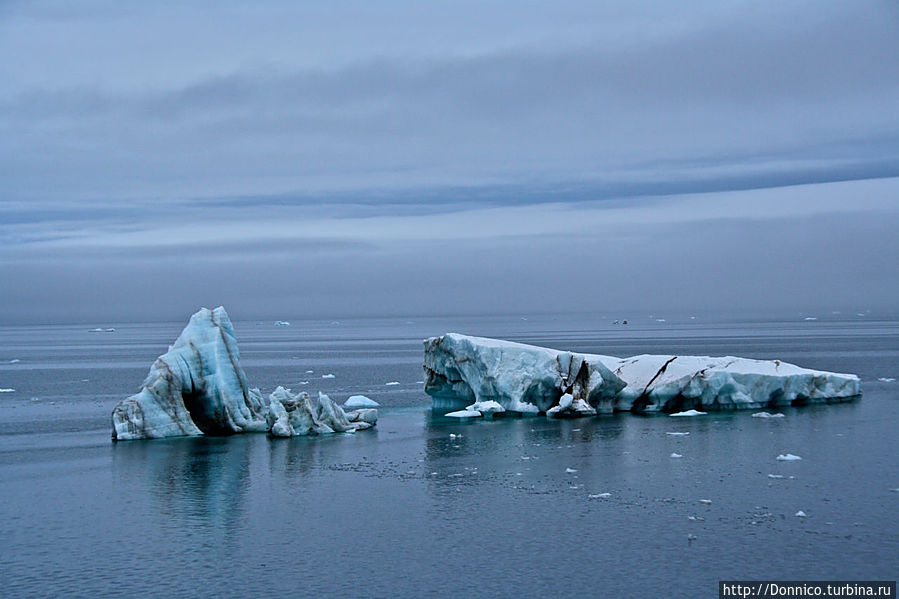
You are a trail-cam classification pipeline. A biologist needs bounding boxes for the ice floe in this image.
[423,334,860,417]
[445,409,482,418]
[322,374,336,379]
[385,381,400,386]
[878,378,896,382]
[795,510,807,517]
[344,395,380,409]
[0,388,14,393]
[670,453,683,459]
[274,320,290,327]
[670,409,707,417]
[588,493,611,499]
[666,432,690,436]
[752,412,785,418]
[776,453,803,461]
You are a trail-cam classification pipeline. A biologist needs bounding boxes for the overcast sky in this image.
[1,0,898,323]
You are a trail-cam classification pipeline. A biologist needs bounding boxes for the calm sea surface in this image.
[1,314,897,598]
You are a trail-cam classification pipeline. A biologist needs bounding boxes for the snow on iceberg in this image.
[111,307,375,441]
[423,333,860,416]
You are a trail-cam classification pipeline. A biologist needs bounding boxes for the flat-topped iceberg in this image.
[423,333,860,417]
[111,307,376,441]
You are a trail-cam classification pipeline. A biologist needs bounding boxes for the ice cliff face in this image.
[423,334,860,417]
[423,333,626,416]
[111,307,376,441]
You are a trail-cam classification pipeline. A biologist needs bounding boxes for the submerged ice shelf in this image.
[111,307,376,441]
[423,333,860,417]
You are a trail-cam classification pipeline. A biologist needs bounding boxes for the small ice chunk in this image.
[768,474,786,479]
[9,359,20,364]
[445,409,482,418]
[0,388,15,393]
[343,395,380,409]
[321,374,336,379]
[878,377,896,382]
[385,381,400,386]
[753,412,785,418]
[274,321,290,327]
[297,381,309,385]
[803,317,817,321]
[670,410,706,417]
[699,499,712,504]
[305,370,314,374]
[465,400,505,416]
[795,510,807,517]
[776,453,802,461]
[588,493,611,499]
[565,468,578,473]
[666,432,690,436]
[670,453,683,458]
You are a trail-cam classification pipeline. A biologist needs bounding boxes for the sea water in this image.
[0,314,897,597]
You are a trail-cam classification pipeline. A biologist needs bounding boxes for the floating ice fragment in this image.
[565,468,578,473]
[297,381,309,385]
[670,453,683,458]
[274,321,290,327]
[670,410,707,417]
[89,327,116,332]
[776,454,802,461]
[344,395,380,409]
[699,499,712,504]
[322,374,336,379]
[445,409,481,418]
[305,370,314,374]
[9,359,20,364]
[878,378,896,382]
[752,412,785,418]
[385,381,400,386]
[687,534,697,542]
[666,432,690,436]
[588,493,611,499]
[0,388,14,393]
[767,474,785,479]
[795,510,807,517]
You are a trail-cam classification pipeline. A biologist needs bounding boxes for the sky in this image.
[1,0,898,323]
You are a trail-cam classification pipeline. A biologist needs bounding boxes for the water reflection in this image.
[112,436,257,546]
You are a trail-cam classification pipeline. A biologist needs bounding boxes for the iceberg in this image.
[423,333,626,416]
[266,388,375,437]
[111,307,376,441]
[423,333,860,416]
